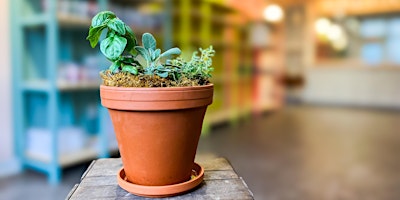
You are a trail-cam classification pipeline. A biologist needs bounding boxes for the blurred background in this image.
[2,0,400,199]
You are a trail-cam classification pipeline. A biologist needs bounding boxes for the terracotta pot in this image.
[100,84,213,186]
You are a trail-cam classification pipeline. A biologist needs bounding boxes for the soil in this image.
[100,70,210,87]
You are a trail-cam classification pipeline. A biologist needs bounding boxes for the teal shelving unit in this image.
[11,0,113,184]
[11,0,171,184]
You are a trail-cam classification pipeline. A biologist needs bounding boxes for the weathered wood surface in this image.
[66,157,254,200]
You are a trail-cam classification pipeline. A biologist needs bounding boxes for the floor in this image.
[2,105,400,200]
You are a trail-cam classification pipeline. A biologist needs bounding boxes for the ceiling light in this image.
[263,4,284,23]
[315,18,331,35]
[327,24,343,41]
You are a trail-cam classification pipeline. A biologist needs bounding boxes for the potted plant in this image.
[87,11,215,197]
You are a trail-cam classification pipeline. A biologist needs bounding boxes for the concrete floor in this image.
[1,105,400,200]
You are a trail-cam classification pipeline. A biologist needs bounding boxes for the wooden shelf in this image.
[26,147,98,167]
[22,80,101,92]
[25,137,119,167]
[19,14,92,28]
[20,14,48,27]
[58,14,92,28]
[57,80,101,91]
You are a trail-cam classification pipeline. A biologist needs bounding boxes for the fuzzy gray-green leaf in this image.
[160,47,181,58]
[154,49,161,59]
[100,35,127,61]
[107,18,126,35]
[142,33,156,50]
[149,48,156,61]
[134,46,150,61]
[91,11,116,27]
[157,71,169,78]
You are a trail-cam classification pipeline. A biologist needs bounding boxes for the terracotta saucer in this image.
[117,163,204,198]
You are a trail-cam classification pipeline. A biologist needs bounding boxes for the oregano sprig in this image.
[169,46,215,80]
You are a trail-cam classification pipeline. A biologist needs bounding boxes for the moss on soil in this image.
[100,70,210,87]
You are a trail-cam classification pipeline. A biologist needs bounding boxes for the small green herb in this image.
[169,46,215,80]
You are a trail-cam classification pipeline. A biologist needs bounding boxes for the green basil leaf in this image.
[109,62,119,73]
[120,56,134,64]
[160,47,181,58]
[100,35,127,61]
[125,25,135,38]
[91,11,116,27]
[107,18,126,35]
[134,46,150,62]
[106,30,116,38]
[121,65,138,75]
[86,25,106,48]
[130,48,138,56]
[124,25,137,52]
[142,33,156,50]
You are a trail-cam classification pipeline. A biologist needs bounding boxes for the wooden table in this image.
[66,157,254,199]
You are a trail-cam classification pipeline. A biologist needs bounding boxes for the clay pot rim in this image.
[100,83,213,111]
[100,83,214,92]
[117,162,204,197]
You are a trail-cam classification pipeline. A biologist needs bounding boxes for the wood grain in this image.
[67,157,254,200]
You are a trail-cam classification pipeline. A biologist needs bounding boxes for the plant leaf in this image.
[125,24,134,37]
[148,48,155,61]
[134,46,150,62]
[142,33,156,50]
[160,47,181,58]
[154,49,161,59]
[91,11,116,27]
[121,65,138,75]
[86,24,106,48]
[107,18,126,35]
[157,71,169,78]
[132,59,142,67]
[156,65,164,70]
[109,62,119,73]
[124,25,137,52]
[120,56,134,63]
[100,35,127,61]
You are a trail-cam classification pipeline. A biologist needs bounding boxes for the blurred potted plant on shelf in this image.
[86,11,215,197]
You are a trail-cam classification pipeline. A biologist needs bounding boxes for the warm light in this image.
[327,24,343,41]
[263,4,284,23]
[332,36,348,51]
[315,18,331,35]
